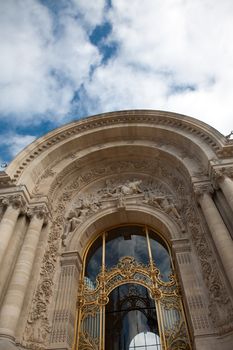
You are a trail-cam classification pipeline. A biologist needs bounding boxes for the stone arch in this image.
[0,110,233,350]
[67,205,181,254]
[5,110,230,194]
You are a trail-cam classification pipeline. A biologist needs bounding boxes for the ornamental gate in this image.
[73,225,191,350]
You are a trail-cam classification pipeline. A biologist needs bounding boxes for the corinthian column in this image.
[0,215,27,303]
[195,185,233,290]
[0,195,26,268]
[0,205,48,340]
[213,167,233,213]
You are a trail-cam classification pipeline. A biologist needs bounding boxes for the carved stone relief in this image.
[32,168,56,196]
[62,176,186,246]
[22,189,74,349]
[183,199,233,334]
[48,159,190,200]
[22,159,190,348]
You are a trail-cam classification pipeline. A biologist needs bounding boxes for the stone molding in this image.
[7,110,230,183]
[60,251,82,270]
[0,171,15,189]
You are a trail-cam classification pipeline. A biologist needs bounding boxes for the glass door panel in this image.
[105,284,161,350]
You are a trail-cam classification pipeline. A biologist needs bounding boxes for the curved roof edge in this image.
[5,109,233,180]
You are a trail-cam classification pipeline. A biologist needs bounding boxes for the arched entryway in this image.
[73,224,191,350]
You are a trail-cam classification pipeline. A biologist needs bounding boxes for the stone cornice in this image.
[0,171,15,189]
[0,185,30,206]
[6,110,231,184]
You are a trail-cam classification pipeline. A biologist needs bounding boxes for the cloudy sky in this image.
[0,0,233,165]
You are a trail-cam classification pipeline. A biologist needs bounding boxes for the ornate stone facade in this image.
[0,110,233,350]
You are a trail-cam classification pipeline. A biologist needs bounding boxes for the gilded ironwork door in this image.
[73,225,191,350]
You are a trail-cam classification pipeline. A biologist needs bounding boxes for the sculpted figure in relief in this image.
[100,179,116,198]
[62,196,101,246]
[99,179,143,198]
[118,179,143,195]
[143,192,163,209]
[160,197,181,220]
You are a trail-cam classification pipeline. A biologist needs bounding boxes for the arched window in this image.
[74,225,191,350]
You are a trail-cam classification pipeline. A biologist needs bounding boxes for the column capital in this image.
[0,194,26,213]
[61,250,82,270]
[193,182,214,201]
[27,204,49,224]
[212,166,233,185]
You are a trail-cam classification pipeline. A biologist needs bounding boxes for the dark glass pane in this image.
[85,235,102,288]
[149,230,172,282]
[105,226,149,269]
[105,284,160,350]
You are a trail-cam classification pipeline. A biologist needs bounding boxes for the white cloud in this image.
[71,0,106,29]
[0,0,101,121]
[83,0,233,134]
[1,134,36,157]
[0,0,232,136]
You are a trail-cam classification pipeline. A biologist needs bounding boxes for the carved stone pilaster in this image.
[49,252,81,350]
[22,195,69,349]
[183,201,233,334]
[172,239,212,335]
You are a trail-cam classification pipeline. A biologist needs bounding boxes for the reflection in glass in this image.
[84,226,173,285]
[105,226,148,269]
[149,231,171,281]
[105,284,159,350]
[77,225,191,350]
[85,235,102,287]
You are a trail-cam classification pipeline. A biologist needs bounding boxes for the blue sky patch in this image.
[90,22,117,63]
